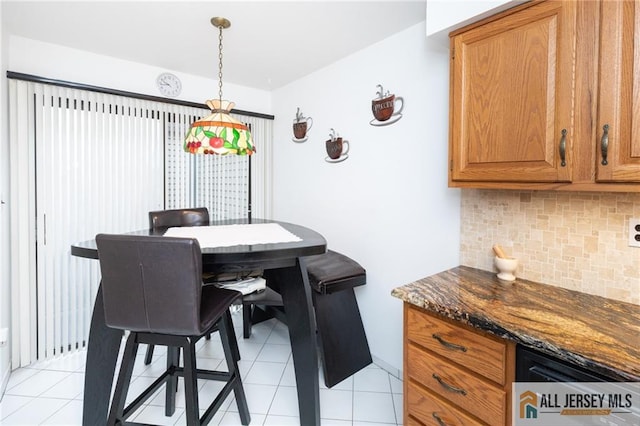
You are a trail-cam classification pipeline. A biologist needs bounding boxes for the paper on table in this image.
[162,223,302,248]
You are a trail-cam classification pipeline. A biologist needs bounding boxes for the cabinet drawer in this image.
[407,381,485,425]
[407,343,507,425]
[406,417,423,426]
[407,306,507,384]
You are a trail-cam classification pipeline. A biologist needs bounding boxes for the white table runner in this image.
[163,223,302,248]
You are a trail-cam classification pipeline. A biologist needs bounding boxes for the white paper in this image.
[163,223,302,248]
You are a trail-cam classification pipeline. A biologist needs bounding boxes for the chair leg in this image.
[165,346,180,416]
[182,338,200,426]
[243,302,252,338]
[144,343,154,365]
[220,311,250,425]
[107,333,139,426]
[226,312,241,362]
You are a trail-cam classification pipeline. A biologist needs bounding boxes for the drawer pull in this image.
[432,373,467,395]
[432,412,448,426]
[432,334,467,352]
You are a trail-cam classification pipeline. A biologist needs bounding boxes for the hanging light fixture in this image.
[184,17,255,156]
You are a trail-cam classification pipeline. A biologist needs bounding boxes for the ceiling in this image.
[2,1,426,91]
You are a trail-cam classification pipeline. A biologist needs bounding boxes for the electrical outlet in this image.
[629,218,640,248]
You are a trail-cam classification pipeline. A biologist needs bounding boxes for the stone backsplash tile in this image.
[460,189,640,305]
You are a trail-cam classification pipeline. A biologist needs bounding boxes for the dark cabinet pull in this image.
[601,124,609,166]
[432,373,467,395]
[432,412,447,426]
[432,334,467,352]
[559,129,567,167]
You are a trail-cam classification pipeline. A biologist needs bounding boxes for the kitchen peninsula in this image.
[393,266,639,381]
[393,266,639,424]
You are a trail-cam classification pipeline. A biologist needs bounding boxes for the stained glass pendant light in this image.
[184,17,254,155]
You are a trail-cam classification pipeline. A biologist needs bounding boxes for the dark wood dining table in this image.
[71,218,327,425]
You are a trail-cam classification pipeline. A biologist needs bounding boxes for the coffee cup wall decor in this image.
[370,84,404,126]
[325,128,349,163]
[292,107,313,142]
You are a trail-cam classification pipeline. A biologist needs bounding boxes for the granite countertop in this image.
[391,266,640,381]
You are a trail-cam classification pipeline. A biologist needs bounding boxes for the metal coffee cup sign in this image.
[325,128,349,163]
[371,84,404,126]
[292,107,313,142]
[372,95,396,121]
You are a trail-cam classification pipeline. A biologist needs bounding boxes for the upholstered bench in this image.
[250,250,372,387]
[305,250,372,388]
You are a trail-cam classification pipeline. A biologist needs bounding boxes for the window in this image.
[8,76,273,365]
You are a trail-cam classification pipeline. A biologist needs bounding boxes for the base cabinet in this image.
[403,304,515,425]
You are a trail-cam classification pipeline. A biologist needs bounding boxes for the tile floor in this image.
[0,312,403,425]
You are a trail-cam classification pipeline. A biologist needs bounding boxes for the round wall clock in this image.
[156,72,182,97]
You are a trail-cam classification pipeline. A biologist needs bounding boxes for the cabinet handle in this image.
[432,334,467,352]
[600,124,609,166]
[432,412,448,426]
[559,129,567,167]
[432,373,467,395]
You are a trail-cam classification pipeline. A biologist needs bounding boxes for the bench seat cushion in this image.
[304,250,366,294]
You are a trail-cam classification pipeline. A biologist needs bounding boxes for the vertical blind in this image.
[163,108,251,218]
[8,78,273,366]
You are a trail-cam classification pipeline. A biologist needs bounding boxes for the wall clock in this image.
[156,72,182,97]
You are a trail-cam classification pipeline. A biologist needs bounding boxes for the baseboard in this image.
[371,354,402,381]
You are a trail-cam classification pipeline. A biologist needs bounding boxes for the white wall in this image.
[8,36,272,114]
[271,22,461,373]
[0,2,12,396]
[426,0,522,44]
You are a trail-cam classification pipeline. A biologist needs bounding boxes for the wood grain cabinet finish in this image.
[596,0,640,182]
[449,1,576,184]
[448,0,640,191]
[407,381,480,426]
[404,304,515,426]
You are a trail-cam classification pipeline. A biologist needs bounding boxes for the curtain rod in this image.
[6,71,275,121]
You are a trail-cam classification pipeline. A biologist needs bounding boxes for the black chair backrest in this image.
[149,207,209,229]
[95,234,204,336]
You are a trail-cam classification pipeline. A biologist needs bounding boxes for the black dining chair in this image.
[149,207,210,229]
[95,233,250,425]
[144,207,211,365]
[148,207,284,340]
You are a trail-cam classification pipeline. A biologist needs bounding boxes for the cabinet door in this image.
[596,0,640,182]
[450,1,576,182]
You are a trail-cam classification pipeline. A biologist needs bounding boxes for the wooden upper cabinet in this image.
[449,1,576,183]
[596,0,640,182]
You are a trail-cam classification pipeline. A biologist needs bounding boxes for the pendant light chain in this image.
[218,24,224,103]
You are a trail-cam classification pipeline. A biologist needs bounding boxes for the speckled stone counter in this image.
[391,266,640,381]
